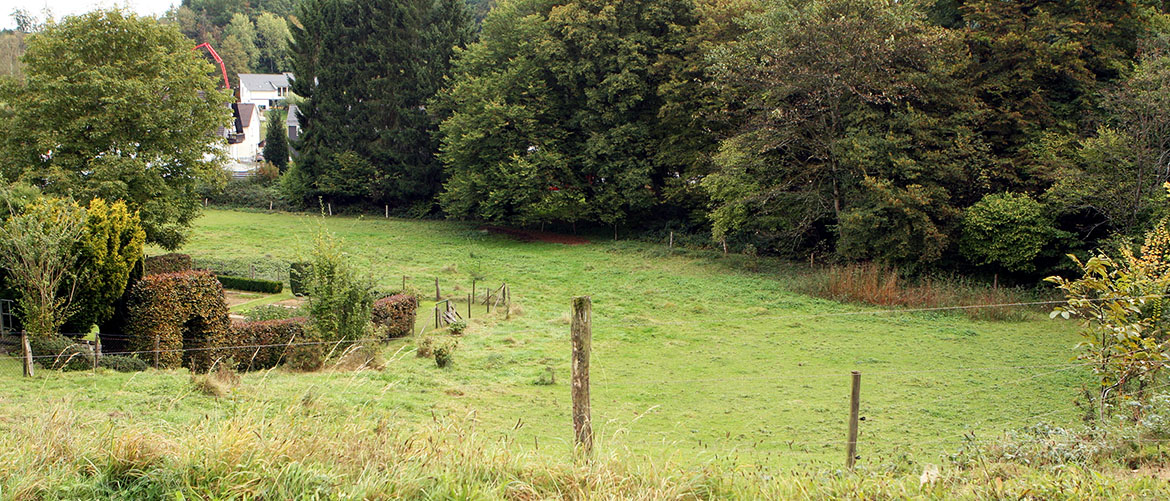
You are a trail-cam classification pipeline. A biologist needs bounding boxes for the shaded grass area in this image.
[0,209,1105,494]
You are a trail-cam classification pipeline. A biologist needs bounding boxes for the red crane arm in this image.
[193,43,231,89]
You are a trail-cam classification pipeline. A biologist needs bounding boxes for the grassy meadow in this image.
[2,208,1132,498]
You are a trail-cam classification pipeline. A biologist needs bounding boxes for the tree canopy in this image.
[0,10,231,250]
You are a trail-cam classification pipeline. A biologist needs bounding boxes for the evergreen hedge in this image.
[216,275,284,294]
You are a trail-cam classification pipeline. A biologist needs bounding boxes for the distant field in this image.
[2,209,1087,471]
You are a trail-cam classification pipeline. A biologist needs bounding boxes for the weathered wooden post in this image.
[94,335,101,372]
[505,285,511,320]
[571,296,593,455]
[467,293,472,319]
[669,231,674,249]
[385,204,389,218]
[846,370,861,469]
[153,335,160,370]
[327,202,333,216]
[21,330,33,377]
[435,277,441,301]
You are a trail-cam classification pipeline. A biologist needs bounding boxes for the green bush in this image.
[144,253,192,275]
[433,340,457,368]
[225,317,322,371]
[448,319,467,336]
[306,227,374,341]
[961,193,1065,273]
[29,335,93,371]
[290,262,311,295]
[216,275,284,294]
[126,271,232,371]
[371,294,417,338]
[99,355,147,372]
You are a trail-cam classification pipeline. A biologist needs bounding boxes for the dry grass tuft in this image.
[191,365,240,398]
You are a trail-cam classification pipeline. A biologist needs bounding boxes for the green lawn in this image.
[2,209,1086,471]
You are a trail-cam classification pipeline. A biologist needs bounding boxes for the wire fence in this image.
[1,294,1165,467]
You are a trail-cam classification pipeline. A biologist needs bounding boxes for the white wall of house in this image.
[238,73,293,112]
[229,105,262,162]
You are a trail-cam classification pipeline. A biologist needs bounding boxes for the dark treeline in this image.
[286,0,1170,277]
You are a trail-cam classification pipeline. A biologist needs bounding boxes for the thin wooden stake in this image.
[328,202,333,216]
[467,294,472,319]
[153,335,160,369]
[21,330,32,377]
[385,204,389,218]
[434,306,439,329]
[505,285,511,320]
[846,370,861,469]
[571,296,593,455]
[94,335,101,371]
[435,277,441,301]
[669,231,673,249]
[269,200,273,211]
[402,275,406,291]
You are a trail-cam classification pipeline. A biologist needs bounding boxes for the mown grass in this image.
[0,209,1136,497]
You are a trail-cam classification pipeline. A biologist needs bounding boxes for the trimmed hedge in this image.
[289,262,311,295]
[126,271,232,371]
[372,294,418,338]
[216,275,284,294]
[226,317,323,371]
[195,256,289,283]
[143,253,192,275]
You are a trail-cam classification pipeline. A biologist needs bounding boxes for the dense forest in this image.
[4,0,1170,279]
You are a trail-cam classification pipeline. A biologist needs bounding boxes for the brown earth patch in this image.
[481,225,590,245]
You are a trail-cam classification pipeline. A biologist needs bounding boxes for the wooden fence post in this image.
[846,370,861,469]
[669,231,674,249]
[571,296,593,455]
[435,277,441,301]
[385,205,389,218]
[402,275,407,291]
[467,294,472,319]
[94,335,101,371]
[153,335,160,370]
[505,285,511,320]
[434,306,439,329]
[21,330,33,377]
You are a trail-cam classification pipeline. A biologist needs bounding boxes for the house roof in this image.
[237,103,256,127]
[286,104,300,127]
[238,73,292,92]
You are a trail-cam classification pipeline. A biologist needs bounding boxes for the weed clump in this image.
[191,365,240,398]
[416,336,435,358]
[433,340,457,368]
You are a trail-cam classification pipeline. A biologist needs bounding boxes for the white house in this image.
[224,102,262,163]
[238,73,293,112]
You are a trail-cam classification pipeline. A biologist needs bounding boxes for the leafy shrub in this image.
[126,271,232,371]
[371,294,417,338]
[143,253,192,275]
[245,305,300,322]
[199,177,293,211]
[433,340,457,368]
[225,317,322,372]
[98,355,147,372]
[961,193,1065,273]
[448,319,467,336]
[216,275,283,294]
[289,262,311,295]
[306,227,374,341]
[29,335,93,371]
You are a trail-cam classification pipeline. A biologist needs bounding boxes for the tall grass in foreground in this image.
[800,262,1050,321]
[1,404,1167,500]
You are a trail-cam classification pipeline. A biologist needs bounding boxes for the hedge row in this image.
[143,253,191,275]
[126,271,232,370]
[195,256,290,284]
[225,317,322,371]
[216,275,284,294]
[372,294,418,338]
